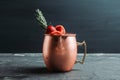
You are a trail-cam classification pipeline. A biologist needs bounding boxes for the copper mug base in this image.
[42,33,87,72]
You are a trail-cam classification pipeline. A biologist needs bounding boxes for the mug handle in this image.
[75,41,87,64]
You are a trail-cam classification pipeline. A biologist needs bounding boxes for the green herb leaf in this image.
[35,9,47,29]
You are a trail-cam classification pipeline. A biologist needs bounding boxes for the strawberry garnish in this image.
[46,25,66,36]
[35,9,66,35]
[50,31,62,36]
[55,25,66,34]
[46,25,56,34]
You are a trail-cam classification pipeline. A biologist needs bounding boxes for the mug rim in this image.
[44,33,76,37]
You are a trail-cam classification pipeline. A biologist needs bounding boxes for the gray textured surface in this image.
[0,53,120,80]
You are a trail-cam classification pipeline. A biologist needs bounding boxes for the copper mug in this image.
[42,33,87,72]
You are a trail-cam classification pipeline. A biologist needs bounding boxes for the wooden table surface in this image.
[0,53,120,80]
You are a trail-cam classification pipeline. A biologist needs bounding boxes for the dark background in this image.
[0,0,120,53]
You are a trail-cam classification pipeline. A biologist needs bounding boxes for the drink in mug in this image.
[35,9,87,72]
[42,33,87,72]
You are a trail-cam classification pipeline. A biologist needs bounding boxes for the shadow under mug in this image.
[42,33,87,72]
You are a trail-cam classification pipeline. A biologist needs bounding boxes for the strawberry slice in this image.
[55,25,66,34]
[50,31,62,36]
[46,25,56,34]
[46,25,66,36]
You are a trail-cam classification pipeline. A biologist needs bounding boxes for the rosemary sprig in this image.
[35,9,48,30]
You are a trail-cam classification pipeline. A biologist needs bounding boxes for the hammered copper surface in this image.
[42,34,77,72]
